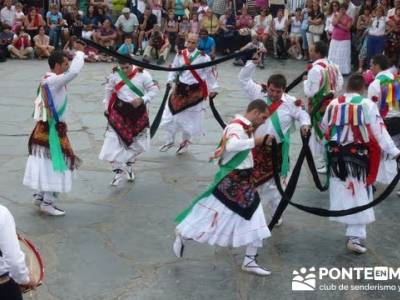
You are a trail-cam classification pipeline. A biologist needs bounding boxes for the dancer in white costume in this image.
[239,54,310,224]
[159,33,218,154]
[303,41,343,173]
[320,74,400,254]
[173,100,272,276]
[367,54,400,185]
[99,61,159,186]
[23,45,85,216]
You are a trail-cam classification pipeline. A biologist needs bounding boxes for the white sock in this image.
[43,192,55,205]
[243,245,258,266]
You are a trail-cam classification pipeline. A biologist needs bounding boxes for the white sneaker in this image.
[346,238,367,254]
[159,142,175,152]
[173,235,185,258]
[126,164,135,182]
[317,166,327,174]
[241,255,271,276]
[40,203,65,216]
[176,140,191,155]
[110,169,124,186]
[33,193,43,207]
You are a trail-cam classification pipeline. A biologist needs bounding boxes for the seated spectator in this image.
[0,24,15,59]
[137,6,157,54]
[165,10,179,51]
[115,7,139,44]
[0,0,16,27]
[233,34,267,67]
[83,5,98,28]
[190,13,200,34]
[34,25,55,59]
[8,25,34,59]
[288,8,303,60]
[61,0,78,12]
[251,8,271,50]
[71,12,84,37]
[13,2,25,32]
[46,3,63,48]
[197,27,216,58]
[197,0,209,22]
[143,24,170,64]
[219,8,236,54]
[82,23,95,39]
[64,35,77,59]
[271,8,289,58]
[24,7,45,40]
[94,7,113,28]
[90,0,108,9]
[93,19,117,48]
[179,15,191,36]
[235,6,253,48]
[201,8,220,39]
[117,34,135,57]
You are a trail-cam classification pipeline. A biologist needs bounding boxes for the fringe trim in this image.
[29,144,82,171]
[329,159,368,182]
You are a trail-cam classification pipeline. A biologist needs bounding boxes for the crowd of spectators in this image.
[0,0,399,72]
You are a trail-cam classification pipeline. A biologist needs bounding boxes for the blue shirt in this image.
[197,36,215,56]
[117,43,135,55]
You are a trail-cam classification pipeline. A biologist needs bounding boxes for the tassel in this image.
[48,120,68,172]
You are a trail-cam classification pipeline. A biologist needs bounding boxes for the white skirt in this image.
[160,101,205,139]
[376,158,397,185]
[329,176,375,225]
[176,195,271,248]
[99,127,150,163]
[328,39,351,75]
[23,155,73,193]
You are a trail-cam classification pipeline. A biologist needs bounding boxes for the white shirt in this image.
[346,1,361,23]
[273,17,286,32]
[238,61,311,143]
[367,69,400,118]
[253,15,272,34]
[167,49,219,92]
[0,205,30,284]
[368,16,387,36]
[41,51,85,122]
[0,5,16,27]
[220,114,255,168]
[104,67,159,108]
[387,8,396,18]
[303,58,344,98]
[114,13,139,33]
[321,93,400,158]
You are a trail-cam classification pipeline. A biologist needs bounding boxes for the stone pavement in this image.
[1,57,400,300]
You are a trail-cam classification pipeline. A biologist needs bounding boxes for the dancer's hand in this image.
[131,98,143,108]
[209,92,217,98]
[301,125,311,137]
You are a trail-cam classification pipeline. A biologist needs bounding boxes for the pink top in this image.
[331,14,352,41]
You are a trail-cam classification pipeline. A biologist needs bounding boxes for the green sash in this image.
[266,98,291,177]
[175,149,250,224]
[116,68,144,97]
[312,70,329,140]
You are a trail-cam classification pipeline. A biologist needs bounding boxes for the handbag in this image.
[308,24,324,35]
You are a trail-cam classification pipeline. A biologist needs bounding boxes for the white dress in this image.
[98,68,159,165]
[176,115,271,248]
[23,51,85,193]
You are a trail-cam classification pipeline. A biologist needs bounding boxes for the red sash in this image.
[182,50,208,98]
